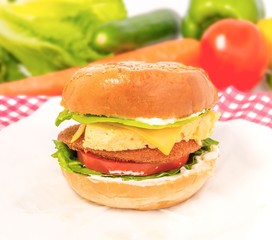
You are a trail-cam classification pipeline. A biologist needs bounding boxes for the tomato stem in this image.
[266,70,272,89]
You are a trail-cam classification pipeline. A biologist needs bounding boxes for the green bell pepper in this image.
[181,0,265,39]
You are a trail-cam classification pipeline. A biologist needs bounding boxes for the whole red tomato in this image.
[200,19,268,91]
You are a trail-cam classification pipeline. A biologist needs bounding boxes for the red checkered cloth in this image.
[214,87,272,128]
[0,95,49,129]
[0,86,271,130]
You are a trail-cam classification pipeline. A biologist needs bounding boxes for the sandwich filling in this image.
[53,109,220,178]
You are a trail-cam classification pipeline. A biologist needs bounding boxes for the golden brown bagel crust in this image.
[62,62,218,118]
[61,154,217,210]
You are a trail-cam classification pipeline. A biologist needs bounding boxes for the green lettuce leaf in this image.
[184,138,219,170]
[55,108,209,129]
[55,109,73,127]
[0,46,27,82]
[52,138,219,181]
[0,0,126,78]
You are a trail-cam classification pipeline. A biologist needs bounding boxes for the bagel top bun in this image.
[61,62,218,118]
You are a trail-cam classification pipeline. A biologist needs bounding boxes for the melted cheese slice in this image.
[120,125,183,155]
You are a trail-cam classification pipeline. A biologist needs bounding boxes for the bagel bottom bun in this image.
[60,146,218,210]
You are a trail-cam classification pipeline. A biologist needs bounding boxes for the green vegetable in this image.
[184,138,219,169]
[52,138,219,181]
[266,70,272,89]
[0,47,27,82]
[91,9,181,54]
[181,0,265,39]
[0,0,126,81]
[0,0,16,4]
[55,108,209,129]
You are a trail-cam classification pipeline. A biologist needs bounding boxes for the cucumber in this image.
[91,9,181,54]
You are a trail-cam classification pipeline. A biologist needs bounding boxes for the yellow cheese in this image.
[120,125,182,155]
[71,124,86,143]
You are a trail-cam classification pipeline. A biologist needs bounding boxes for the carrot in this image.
[0,38,200,96]
[93,38,200,65]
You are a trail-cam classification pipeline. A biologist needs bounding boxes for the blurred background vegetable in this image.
[0,38,200,95]
[0,0,272,94]
[266,71,272,89]
[257,18,272,69]
[181,0,265,39]
[91,9,181,54]
[0,0,127,82]
[199,19,268,91]
[0,47,25,82]
[257,18,272,89]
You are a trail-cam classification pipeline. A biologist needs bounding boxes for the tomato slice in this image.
[77,151,189,176]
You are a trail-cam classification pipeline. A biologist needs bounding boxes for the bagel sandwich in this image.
[52,61,220,210]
